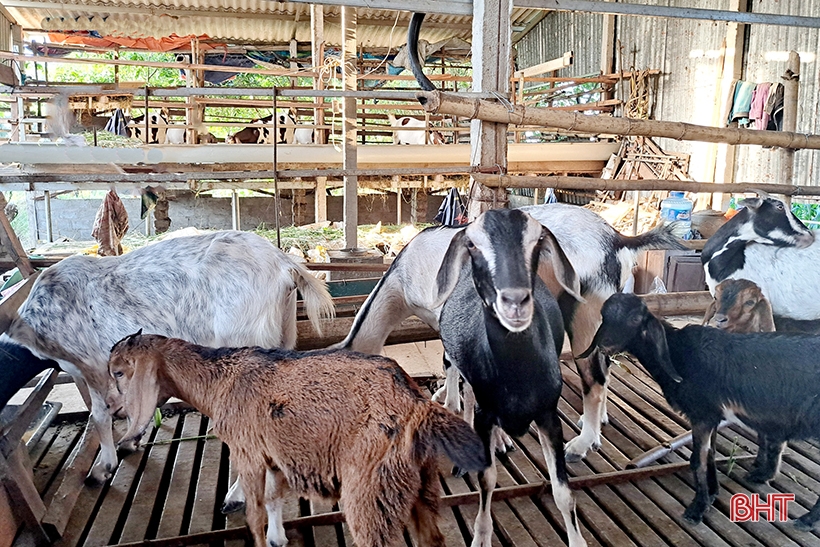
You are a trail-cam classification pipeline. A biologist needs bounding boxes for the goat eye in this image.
[113,371,124,378]
[744,300,755,307]
[466,240,475,250]
[775,202,784,210]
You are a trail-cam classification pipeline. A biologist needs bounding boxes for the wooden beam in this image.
[341,6,358,250]
[0,193,34,277]
[470,173,820,196]
[519,0,820,28]
[274,0,472,16]
[513,51,573,79]
[417,90,820,150]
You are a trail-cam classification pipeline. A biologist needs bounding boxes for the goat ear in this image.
[738,197,763,211]
[755,299,776,332]
[433,230,470,309]
[539,228,584,303]
[120,353,162,447]
[642,318,682,383]
[702,299,716,326]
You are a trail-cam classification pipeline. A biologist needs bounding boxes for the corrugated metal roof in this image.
[5,0,541,50]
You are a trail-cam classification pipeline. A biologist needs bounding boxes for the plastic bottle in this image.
[660,191,693,239]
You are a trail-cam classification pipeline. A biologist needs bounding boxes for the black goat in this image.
[0,340,58,411]
[435,208,587,547]
[582,293,820,529]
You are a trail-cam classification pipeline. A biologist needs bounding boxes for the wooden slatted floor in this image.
[20,359,820,547]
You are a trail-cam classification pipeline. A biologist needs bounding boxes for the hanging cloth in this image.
[749,82,772,130]
[104,108,129,137]
[434,188,468,226]
[92,189,129,256]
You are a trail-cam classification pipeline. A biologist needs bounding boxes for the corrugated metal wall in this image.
[516,10,603,77]
[515,0,820,188]
[0,14,11,53]
[736,1,820,187]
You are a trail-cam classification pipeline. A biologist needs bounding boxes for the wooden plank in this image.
[186,422,222,538]
[41,419,101,540]
[34,423,81,496]
[513,52,573,79]
[81,425,151,546]
[156,413,201,539]
[118,415,181,543]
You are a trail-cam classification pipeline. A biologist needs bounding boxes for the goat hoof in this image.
[745,469,774,484]
[221,500,246,515]
[564,450,584,463]
[84,469,112,488]
[794,516,817,532]
[682,505,706,525]
[452,465,467,478]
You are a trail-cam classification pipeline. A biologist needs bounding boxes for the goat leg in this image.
[795,498,820,532]
[471,414,497,547]
[683,423,718,524]
[537,415,587,547]
[747,433,785,484]
[565,352,610,462]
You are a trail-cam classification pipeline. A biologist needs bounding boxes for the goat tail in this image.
[292,263,335,336]
[620,223,687,251]
[419,405,490,473]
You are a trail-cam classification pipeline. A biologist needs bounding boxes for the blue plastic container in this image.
[660,191,693,239]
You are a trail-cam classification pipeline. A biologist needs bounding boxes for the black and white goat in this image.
[702,196,820,320]
[582,293,820,529]
[434,208,587,547]
[335,202,682,461]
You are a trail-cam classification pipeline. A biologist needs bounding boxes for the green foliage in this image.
[791,202,820,225]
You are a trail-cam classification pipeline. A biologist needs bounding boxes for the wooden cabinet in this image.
[634,249,707,294]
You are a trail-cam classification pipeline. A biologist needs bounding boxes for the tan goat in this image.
[109,333,489,547]
[702,278,775,333]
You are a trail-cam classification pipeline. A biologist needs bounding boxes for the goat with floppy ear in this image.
[582,293,820,528]
[435,208,587,547]
[109,334,489,547]
[702,278,775,333]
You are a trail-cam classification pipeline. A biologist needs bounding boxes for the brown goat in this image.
[702,278,775,333]
[109,334,488,547]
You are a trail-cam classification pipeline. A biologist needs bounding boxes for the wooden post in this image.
[411,188,427,225]
[43,191,52,243]
[314,176,327,222]
[342,6,358,249]
[289,38,299,88]
[713,0,747,209]
[231,189,241,230]
[311,5,327,145]
[292,188,308,226]
[781,50,800,196]
[467,0,512,220]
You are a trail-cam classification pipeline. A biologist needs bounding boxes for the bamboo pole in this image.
[470,173,820,196]
[416,90,820,150]
[781,51,801,193]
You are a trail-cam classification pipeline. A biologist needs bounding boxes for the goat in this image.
[702,277,820,334]
[702,196,820,320]
[227,111,312,145]
[4,230,335,488]
[109,334,489,547]
[702,278,775,333]
[335,202,682,462]
[387,113,444,145]
[581,292,820,529]
[433,208,587,547]
[129,111,169,144]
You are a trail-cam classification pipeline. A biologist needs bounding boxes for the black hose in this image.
[408,13,436,91]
